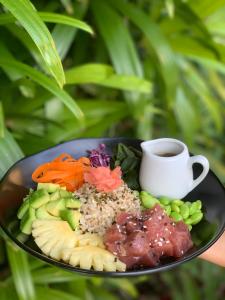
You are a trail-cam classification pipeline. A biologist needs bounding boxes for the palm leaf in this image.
[0,129,24,179]
[65,63,151,93]
[91,0,143,78]
[6,241,35,300]
[51,0,89,60]
[110,0,178,105]
[0,0,65,87]
[32,266,81,284]
[0,102,4,138]
[36,287,80,300]
[183,62,223,132]
[189,0,225,19]
[0,12,93,33]
[0,59,83,120]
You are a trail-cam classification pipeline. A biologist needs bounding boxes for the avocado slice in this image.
[30,189,50,209]
[59,189,72,198]
[60,209,81,230]
[50,189,72,202]
[37,183,61,193]
[50,190,61,202]
[17,198,30,219]
[66,198,81,209]
[20,207,36,234]
[46,198,67,217]
[36,205,59,220]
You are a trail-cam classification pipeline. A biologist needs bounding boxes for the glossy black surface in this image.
[0,137,225,277]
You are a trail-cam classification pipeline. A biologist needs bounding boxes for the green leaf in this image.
[189,0,225,19]
[0,12,93,34]
[0,41,22,80]
[52,25,76,60]
[65,63,151,93]
[0,59,83,120]
[179,271,201,300]
[205,6,225,35]
[52,1,89,60]
[182,62,223,132]
[65,64,113,83]
[174,87,198,144]
[0,102,4,138]
[4,24,46,72]
[60,0,74,15]
[6,241,35,300]
[169,36,218,60]
[0,281,18,300]
[88,285,118,300]
[32,266,81,284]
[165,0,175,18]
[0,129,24,179]
[106,278,138,298]
[110,0,178,105]
[91,0,143,78]
[36,286,80,300]
[184,53,225,75]
[39,12,93,34]
[0,0,65,87]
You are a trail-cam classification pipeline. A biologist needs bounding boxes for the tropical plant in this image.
[0,0,225,299]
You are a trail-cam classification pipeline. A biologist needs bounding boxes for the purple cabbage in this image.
[87,144,111,167]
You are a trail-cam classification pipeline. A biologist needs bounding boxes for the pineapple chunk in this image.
[32,220,105,264]
[61,246,126,272]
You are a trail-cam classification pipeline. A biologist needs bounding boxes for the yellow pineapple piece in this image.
[61,246,126,272]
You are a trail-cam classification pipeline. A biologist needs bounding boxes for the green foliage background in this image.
[0,0,224,299]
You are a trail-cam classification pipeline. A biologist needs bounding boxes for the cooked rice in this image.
[74,183,141,236]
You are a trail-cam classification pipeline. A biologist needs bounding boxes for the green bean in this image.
[189,202,201,215]
[189,212,203,225]
[171,203,180,213]
[172,199,184,206]
[180,204,189,219]
[170,212,182,222]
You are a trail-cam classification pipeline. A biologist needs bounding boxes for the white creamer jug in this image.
[139,138,209,199]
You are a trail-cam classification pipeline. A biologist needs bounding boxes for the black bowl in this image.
[0,137,225,277]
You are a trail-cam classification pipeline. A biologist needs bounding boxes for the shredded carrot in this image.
[32,153,90,191]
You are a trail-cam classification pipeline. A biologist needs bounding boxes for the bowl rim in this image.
[1,137,225,277]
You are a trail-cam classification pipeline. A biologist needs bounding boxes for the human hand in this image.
[199,231,225,267]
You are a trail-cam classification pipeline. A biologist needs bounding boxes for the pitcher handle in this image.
[189,155,209,192]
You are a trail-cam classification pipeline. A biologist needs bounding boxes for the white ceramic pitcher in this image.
[139,138,209,199]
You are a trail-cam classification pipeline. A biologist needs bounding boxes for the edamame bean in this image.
[184,218,192,225]
[188,225,192,231]
[190,212,203,225]
[189,202,201,215]
[140,191,159,209]
[159,197,170,206]
[171,203,180,213]
[195,200,202,210]
[180,204,189,219]
[173,199,184,206]
[170,212,182,222]
[133,190,139,197]
[164,205,171,215]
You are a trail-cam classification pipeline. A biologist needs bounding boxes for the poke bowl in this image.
[0,137,225,277]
